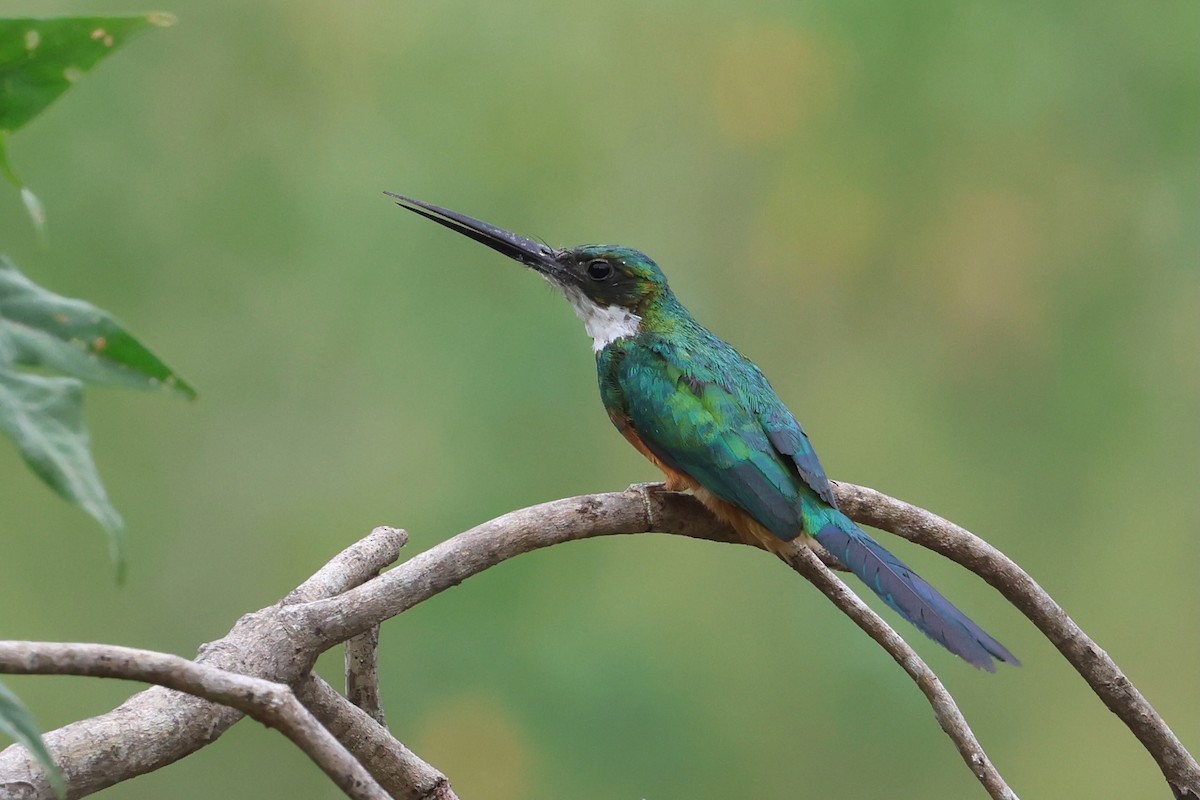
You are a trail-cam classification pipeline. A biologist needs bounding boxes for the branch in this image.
[0,525,423,798]
[833,482,1200,798]
[273,486,1014,794]
[1,487,1193,799]
[777,543,1016,800]
[296,675,457,800]
[276,484,826,649]
[0,642,390,800]
[345,627,386,727]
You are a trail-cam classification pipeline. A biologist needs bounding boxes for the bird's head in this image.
[389,193,671,350]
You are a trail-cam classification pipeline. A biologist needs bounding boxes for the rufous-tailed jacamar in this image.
[388,192,1017,671]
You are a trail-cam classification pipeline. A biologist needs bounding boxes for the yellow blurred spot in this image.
[63,67,81,83]
[90,28,106,40]
[929,190,1046,349]
[24,30,39,51]
[419,693,532,800]
[748,180,880,288]
[710,24,839,145]
[91,336,108,352]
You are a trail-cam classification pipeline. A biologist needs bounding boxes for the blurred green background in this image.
[1,1,1197,797]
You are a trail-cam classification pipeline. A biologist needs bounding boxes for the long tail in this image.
[810,507,1018,671]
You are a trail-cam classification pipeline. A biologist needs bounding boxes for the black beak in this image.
[386,192,561,276]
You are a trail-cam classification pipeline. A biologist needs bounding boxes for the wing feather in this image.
[608,342,807,540]
[757,401,837,507]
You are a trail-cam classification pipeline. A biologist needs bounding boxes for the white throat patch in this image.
[562,287,642,352]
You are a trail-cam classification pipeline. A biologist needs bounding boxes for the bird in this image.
[387,191,1018,671]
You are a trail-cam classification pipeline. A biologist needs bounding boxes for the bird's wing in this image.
[754,395,838,507]
[608,346,807,540]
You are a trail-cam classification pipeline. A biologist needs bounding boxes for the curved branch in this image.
[832,482,1200,798]
[777,542,1016,800]
[0,642,390,800]
[281,487,1014,795]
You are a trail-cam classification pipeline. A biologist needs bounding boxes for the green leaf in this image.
[0,256,193,579]
[0,678,67,799]
[0,367,125,580]
[0,255,196,398]
[0,14,175,231]
[0,14,175,133]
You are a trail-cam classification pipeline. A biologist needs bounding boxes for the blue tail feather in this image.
[812,512,1018,671]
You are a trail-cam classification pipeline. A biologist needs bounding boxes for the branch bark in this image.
[296,675,456,800]
[345,627,386,727]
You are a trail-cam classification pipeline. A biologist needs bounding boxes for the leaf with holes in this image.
[0,256,195,398]
[0,14,175,231]
[0,255,194,580]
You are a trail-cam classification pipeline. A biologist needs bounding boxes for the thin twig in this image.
[0,642,391,800]
[329,529,395,727]
[777,542,1017,800]
[345,627,386,727]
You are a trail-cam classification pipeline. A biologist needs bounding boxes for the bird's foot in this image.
[626,481,692,497]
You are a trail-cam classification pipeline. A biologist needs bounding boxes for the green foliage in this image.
[0,257,195,398]
[0,256,193,580]
[0,14,175,232]
[0,370,122,553]
[0,12,191,580]
[0,678,64,799]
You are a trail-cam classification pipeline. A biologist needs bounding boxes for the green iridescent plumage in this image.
[596,289,1015,669]
[390,193,1018,671]
[598,300,826,540]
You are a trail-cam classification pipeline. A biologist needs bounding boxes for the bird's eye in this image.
[586,258,614,281]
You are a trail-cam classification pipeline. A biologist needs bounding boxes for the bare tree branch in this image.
[0,525,422,799]
[345,627,386,727]
[296,675,458,800]
[286,526,409,604]
[0,485,1193,799]
[0,643,390,800]
[277,487,1014,795]
[320,527,394,727]
[776,542,1017,800]
[832,482,1200,798]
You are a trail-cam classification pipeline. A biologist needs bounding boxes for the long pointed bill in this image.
[386,192,561,275]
